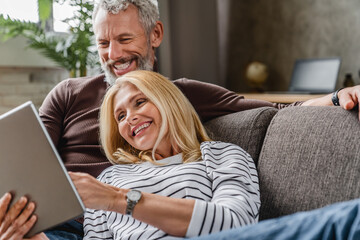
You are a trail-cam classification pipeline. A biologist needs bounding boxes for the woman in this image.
[0,70,259,240]
[0,70,259,239]
[70,70,260,239]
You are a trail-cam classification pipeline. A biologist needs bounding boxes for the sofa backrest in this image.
[258,106,360,220]
[204,107,278,165]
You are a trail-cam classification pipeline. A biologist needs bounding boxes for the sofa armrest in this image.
[258,106,360,220]
[204,107,277,165]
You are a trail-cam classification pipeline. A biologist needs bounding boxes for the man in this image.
[39,0,360,179]
[38,0,291,179]
[1,0,360,239]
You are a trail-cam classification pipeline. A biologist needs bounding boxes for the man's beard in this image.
[101,53,153,85]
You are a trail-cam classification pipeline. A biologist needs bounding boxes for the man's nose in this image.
[108,41,123,61]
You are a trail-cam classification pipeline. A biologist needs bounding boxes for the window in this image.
[53,1,79,32]
[0,0,79,32]
[0,0,39,22]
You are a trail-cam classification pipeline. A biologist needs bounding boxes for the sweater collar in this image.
[141,153,183,167]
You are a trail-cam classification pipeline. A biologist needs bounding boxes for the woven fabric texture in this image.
[204,107,278,165]
[258,106,360,220]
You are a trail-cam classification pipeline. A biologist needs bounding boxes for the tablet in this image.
[0,101,84,237]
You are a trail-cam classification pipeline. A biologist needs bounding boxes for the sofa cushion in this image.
[258,106,360,220]
[204,107,278,165]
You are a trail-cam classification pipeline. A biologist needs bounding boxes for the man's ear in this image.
[150,21,164,48]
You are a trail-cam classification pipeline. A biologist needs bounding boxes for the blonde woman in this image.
[69,70,260,239]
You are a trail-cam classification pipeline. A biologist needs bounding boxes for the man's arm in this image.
[174,78,360,121]
[173,78,278,122]
[38,80,69,147]
[302,86,360,119]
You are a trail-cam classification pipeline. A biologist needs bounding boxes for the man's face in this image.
[93,5,154,84]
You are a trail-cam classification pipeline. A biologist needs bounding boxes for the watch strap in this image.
[125,200,137,215]
[125,189,142,216]
[331,88,344,106]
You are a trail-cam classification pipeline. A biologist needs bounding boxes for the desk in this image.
[240,93,327,104]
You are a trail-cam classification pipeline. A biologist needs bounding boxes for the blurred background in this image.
[1,0,360,113]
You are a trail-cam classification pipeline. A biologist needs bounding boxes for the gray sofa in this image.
[204,106,360,220]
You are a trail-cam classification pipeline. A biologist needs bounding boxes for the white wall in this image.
[0,36,61,67]
[0,36,68,114]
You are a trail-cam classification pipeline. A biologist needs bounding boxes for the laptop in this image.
[0,101,84,237]
[272,57,341,94]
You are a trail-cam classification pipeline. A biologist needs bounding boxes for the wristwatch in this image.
[125,189,142,216]
[331,88,344,106]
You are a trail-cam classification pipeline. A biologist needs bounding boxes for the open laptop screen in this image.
[289,58,341,94]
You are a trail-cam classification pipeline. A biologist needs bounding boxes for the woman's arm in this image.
[70,141,260,238]
[69,172,195,237]
[185,142,260,237]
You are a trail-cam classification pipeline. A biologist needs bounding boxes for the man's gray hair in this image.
[93,0,159,36]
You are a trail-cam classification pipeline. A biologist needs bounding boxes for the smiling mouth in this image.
[112,56,137,72]
[113,61,131,71]
[132,122,151,136]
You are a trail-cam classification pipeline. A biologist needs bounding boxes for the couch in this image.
[204,106,360,220]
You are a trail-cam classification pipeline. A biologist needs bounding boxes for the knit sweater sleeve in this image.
[185,141,260,237]
[173,78,304,122]
[38,79,70,147]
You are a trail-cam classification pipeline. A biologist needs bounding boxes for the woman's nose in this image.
[126,112,138,125]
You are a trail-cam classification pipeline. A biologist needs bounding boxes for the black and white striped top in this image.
[83,141,260,239]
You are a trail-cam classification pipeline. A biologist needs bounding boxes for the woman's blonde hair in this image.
[99,70,211,164]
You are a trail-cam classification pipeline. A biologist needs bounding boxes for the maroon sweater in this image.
[39,74,297,177]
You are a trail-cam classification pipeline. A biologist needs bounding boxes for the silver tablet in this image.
[0,101,84,237]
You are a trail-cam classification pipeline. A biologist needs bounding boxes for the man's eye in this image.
[120,38,132,43]
[97,41,109,47]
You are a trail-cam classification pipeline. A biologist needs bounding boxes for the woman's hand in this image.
[69,172,195,237]
[0,193,45,240]
[68,172,126,213]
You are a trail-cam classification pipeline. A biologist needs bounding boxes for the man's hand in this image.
[302,85,360,120]
[337,86,360,115]
[0,193,44,240]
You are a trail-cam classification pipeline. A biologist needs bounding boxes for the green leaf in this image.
[0,14,43,41]
[38,0,53,22]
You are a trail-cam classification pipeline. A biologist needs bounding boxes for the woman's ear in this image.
[150,21,164,48]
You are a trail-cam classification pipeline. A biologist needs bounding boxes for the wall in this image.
[158,0,220,85]
[159,0,360,92]
[0,36,68,114]
[0,36,65,67]
[227,0,360,92]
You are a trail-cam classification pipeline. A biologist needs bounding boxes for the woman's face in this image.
[113,83,172,159]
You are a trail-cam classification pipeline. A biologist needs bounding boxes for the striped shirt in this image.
[83,141,260,239]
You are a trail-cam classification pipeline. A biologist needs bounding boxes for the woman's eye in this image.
[136,98,147,106]
[117,113,125,122]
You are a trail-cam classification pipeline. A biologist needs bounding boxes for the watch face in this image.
[127,190,142,201]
